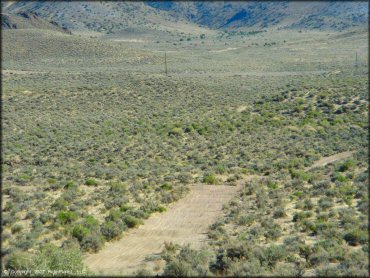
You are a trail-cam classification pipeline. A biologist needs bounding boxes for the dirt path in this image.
[305,151,354,171]
[169,70,327,78]
[210,47,239,53]
[84,182,247,275]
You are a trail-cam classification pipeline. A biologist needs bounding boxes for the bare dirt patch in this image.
[210,47,239,53]
[84,182,245,275]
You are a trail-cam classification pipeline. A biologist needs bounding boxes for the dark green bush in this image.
[72,224,90,242]
[203,173,218,185]
[109,181,127,193]
[85,178,98,186]
[101,220,125,240]
[80,233,105,252]
[263,245,287,267]
[123,215,143,228]
[56,211,78,224]
[273,208,286,218]
[343,229,368,246]
[164,245,211,276]
[338,159,355,172]
[11,224,23,234]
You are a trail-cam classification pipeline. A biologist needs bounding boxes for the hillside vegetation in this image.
[1,5,368,276]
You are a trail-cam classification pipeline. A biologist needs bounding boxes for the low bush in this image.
[203,173,218,185]
[164,245,211,276]
[56,211,78,224]
[123,215,143,228]
[101,220,125,241]
[263,245,287,267]
[343,229,368,246]
[11,224,23,234]
[85,178,98,186]
[273,208,286,218]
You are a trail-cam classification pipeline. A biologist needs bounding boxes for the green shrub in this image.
[64,180,77,189]
[226,243,250,260]
[160,183,172,191]
[344,229,368,246]
[216,166,227,174]
[80,233,105,252]
[263,245,287,267]
[72,224,90,242]
[25,210,37,220]
[339,250,369,276]
[123,215,143,228]
[338,159,355,172]
[273,208,286,219]
[290,169,310,181]
[264,224,282,241]
[237,214,255,225]
[203,173,218,185]
[164,246,211,276]
[101,220,125,240]
[229,258,265,276]
[52,198,69,211]
[168,127,183,137]
[332,172,348,182]
[315,239,346,262]
[107,209,122,221]
[4,244,84,275]
[11,224,23,234]
[318,197,333,211]
[39,212,53,224]
[316,265,342,276]
[156,205,167,213]
[303,198,314,210]
[308,247,329,266]
[56,211,78,224]
[85,178,98,186]
[163,259,195,276]
[293,211,311,222]
[33,244,84,275]
[83,215,100,230]
[301,220,317,234]
[4,251,32,270]
[109,182,127,193]
[267,180,278,189]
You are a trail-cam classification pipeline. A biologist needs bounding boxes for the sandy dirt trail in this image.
[305,151,354,171]
[84,182,247,275]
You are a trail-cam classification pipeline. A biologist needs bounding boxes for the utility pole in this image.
[164,52,168,76]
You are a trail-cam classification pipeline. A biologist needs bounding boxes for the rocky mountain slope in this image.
[2,1,368,34]
[2,11,71,33]
[146,1,368,30]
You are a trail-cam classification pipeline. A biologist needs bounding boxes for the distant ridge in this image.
[2,1,368,34]
[2,11,71,33]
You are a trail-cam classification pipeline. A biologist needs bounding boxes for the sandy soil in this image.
[84,182,245,275]
[113,39,146,43]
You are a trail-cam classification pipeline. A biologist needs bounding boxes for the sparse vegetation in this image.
[1,3,368,276]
